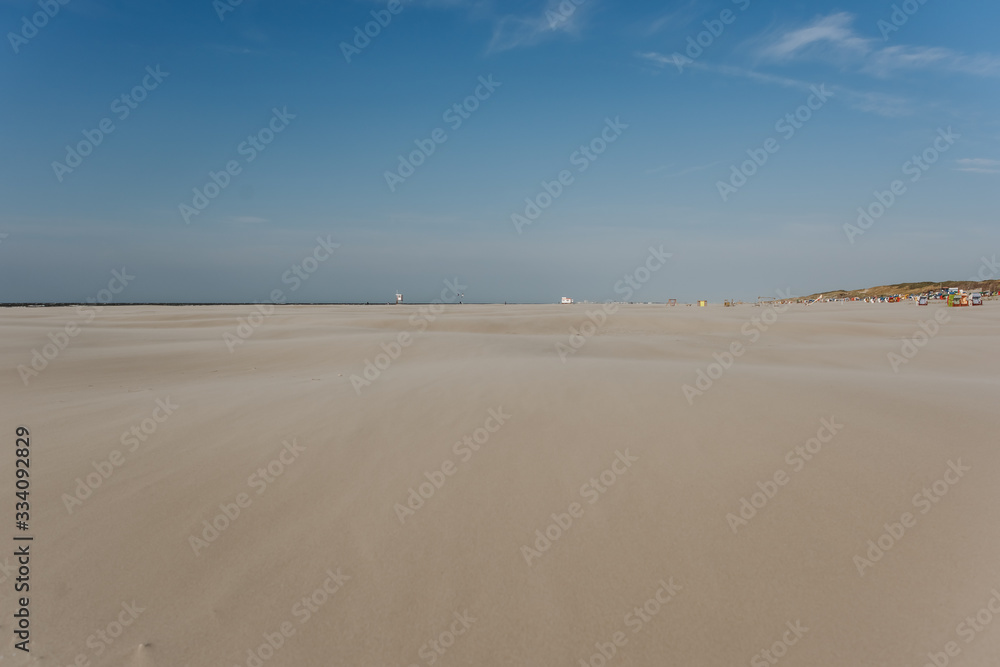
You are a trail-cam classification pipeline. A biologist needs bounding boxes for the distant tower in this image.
[396,292,403,304]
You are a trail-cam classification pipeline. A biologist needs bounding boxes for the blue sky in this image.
[1,0,998,303]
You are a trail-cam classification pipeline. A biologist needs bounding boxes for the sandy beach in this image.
[3,301,999,667]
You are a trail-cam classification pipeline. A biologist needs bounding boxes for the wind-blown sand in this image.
[2,302,999,666]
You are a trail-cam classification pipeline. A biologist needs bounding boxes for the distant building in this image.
[396,293,403,304]
[561,297,574,304]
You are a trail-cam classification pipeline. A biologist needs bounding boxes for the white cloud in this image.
[359,0,591,53]
[638,55,913,117]
[956,158,1000,166]
[954,158,1000,174]
[642,0,701,36]
[755,12,1000,79]
[487,0,593,53]
[757,12,870,62]
[863,45,1000,78]
[836,89,913,118]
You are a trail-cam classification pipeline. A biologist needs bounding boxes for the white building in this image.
[561,297,574,304]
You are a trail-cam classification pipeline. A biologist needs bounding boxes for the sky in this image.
[1,0,998,303]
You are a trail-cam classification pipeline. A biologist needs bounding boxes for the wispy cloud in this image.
[836,89,912,118]
[638,55,913,117]
[640,12,992,116]
[362,0,592,53]
[954,158,1000,174]
[757,12,869,63]
[754,12,1000,78]
[863,46,1000,78]
[642,0,701,36]
[487,0,594,53]
[637,51,673,68]
[638,52,807,89]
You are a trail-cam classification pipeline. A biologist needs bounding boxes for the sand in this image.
[2,301,999,666]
